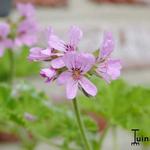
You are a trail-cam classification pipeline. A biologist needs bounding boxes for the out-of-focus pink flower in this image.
[96,32,122,83]
[17,3,35,18]
[15,19,39,47]
[0,23,12,57]
[24,112,37,122]
[57,52,97,99]
[40,67,56,82]
[0,23,10,38]
[48,26,83,69]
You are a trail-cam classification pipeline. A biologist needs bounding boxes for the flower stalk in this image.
[73,98,92,150]
[8,49,15,84]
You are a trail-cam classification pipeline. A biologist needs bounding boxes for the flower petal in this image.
[57,71,72,85]
[100,32,114,58]
[63,52,76,70]
[17,3,35,18]
[79,77,97,96]
[45,27,54,41]
[19,35,37,47]
[79,53,95,73]
[96,59,121,83]
[97,70,111,83]
[51,57,65,69]
[66,78,78,99]
[40,68,56,82]
[107,59,122,80]
[0,23,10,38]
[63,52,95,73]
[68,25,83,47]
[48,35,66,52]
[41,48,51,56]
[28,47,52,61]
[29,47,41,53]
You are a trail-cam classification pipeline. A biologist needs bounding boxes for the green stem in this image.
[72,98,92,150]
[8,49,15,84]
[112,125,117,150]
[17,127,36,150]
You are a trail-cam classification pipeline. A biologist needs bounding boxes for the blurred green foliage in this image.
[79,77,150,137]
[0,77,150,149]
[0,82,97,150]
[0,47,40,82]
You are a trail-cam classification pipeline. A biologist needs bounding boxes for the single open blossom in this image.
[40,67,56,82]
[17,3,35,18]
[96,32,122,83]
[57,52,97,99]
[15,19,39,47]
[48,26,83,69]
[0,23,12,56]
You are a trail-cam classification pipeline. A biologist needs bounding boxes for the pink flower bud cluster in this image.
[0,3,39,56]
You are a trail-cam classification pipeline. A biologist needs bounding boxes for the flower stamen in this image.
[72,68,81,80]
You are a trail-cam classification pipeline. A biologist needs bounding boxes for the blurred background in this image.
[0,0,150,150]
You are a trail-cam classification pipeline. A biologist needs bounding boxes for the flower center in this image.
[18,31,26,37]
[65,45,74,52]
[0,36,3,41]
[72,68,81,80]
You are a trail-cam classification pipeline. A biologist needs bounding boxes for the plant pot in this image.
[0,0,12,17]
[88,112,107,133]
[14,0,68,7]
[91,0,150,4]
[0,132,19,143]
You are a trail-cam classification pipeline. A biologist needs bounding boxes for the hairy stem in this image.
[72,98,92,150]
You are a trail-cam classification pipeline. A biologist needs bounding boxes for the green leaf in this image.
[0,47,40,82]
[79,77,150,138]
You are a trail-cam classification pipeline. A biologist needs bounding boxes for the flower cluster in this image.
[0,3,39,57]
[29,26,122,99]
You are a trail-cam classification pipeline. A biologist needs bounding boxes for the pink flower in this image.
[28,26,122,100]
[15,19,39,47]
[24,112,37,122]
[28,47,52,61]
[0,23,12,56]
[96,59,121,83]
[57,52,97,99]
[40,67,56,82]
[99,32,114,60]
[48,26,83,69]
[17,3,35,18]
[96,32,122,83]
[0,23,10,38]
[28,28,56,61]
